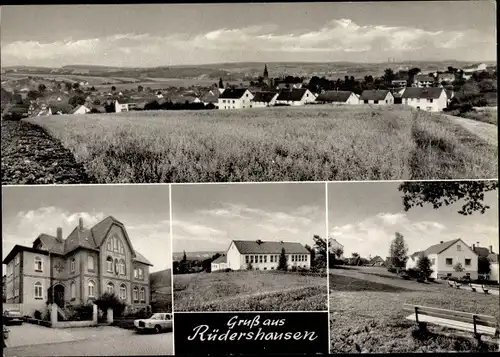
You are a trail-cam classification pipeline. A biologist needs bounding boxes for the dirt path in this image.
[441,113,498,146]
[1,119,94,184]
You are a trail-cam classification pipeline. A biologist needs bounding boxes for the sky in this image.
[328,181,499,259]
[171,183,326,253]
[1,185,171,272]
[0,2,496,67]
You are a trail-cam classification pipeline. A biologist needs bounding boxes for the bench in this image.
[470,284,490,294]
[448,280,461,288]
[403,304,499,347]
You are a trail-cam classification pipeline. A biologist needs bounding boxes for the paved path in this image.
[441,113,498,146]
[4,324,173,356]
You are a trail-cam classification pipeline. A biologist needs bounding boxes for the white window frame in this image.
[140,287,145,302]
[88,255,94,271]
[120,284,126,300]
[465,258,471,266]
[457,245,462,251]
[88,281,95,297]
[119,260,125,275]
[70,258,76,273]
[133,287,139,301]
[107,282,114,294]
[138,268,143,280]
[106,257,113,272]
[71,282,76,298]
[446,258,453,265]
[134,268,138,279]
[34,281,43,299]
[34,256,43,272]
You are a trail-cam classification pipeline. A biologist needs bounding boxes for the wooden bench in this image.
[470,283,490,294]
[403,304,499,347]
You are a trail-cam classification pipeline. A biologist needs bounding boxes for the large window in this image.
[106,257,113,272]
[107,282,114,294]
[34,281,43,299]
[138,268,144,280]
[88,255,95,271]
[134,268,138,279]
[465,259,471,266]
[70,258,76,273]
[88,281,95,297]
[133,287,139,302]
[446,258,453,265]
[71,282,76,299]
[120,284,126,300]
[34,256,43,272]
[140,287,145,302]
[119,259,126,275]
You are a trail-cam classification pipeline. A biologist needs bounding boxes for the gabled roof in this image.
[212,254,227,264]
[64,226,97,254]
[409,251,423,260]
[370,255,384,263]
[276,88,309,102]
[316,90,353,103]
[232,240,310,254]
[329,238,343,248]
[34,234,64,254]
[69,104,88,114]
[219,88,249,99]
[424,239,461,255]
[401,87,444,99]
[252,91,278,103]
[134,250,153,266]
[359,90,391,101]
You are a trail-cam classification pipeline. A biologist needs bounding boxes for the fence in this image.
[50,303,100,328]
[3,303,23,314]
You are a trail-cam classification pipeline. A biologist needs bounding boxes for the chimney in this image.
[490,245,493,253]
[56,227,63,242]
[79,217,84,230]
[473,244,476,251]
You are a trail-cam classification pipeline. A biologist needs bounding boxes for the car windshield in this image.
[150,314,163,320]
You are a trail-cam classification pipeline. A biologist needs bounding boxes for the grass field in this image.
[329,266,500,353]
[173,270,327,311]
[28,105,498,183]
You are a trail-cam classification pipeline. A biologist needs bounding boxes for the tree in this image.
[218,78,224,89]
[398,181,498,216]
[69,94,86,107]
[351,252,360,266]
[416,254,433,280]
[111,86,116,92]
[72,82,80,90]
[453,262,464,272]
[312,235,327,269]
[278,248,288,271]
[138,85,144,92]
[38,84,47,93]
[246,262,253,270]
[333,247,344,260]
[94,292,126,317]
[64,82,73,91]
[181,251,187,263]
[478,256,491,277]
[305,244,316,265]
[382,68,396,85]
[389,232,408,273]
[27,90,40,100]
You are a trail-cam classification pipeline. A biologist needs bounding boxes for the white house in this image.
[437,73,455,84]
[315,90,359,105]
[218,88,254,110]
[406,239,478,280]
[400,87,448,112]
[70,104,91,115]
[413,74,435,88]
[329,238,344,258]
[222,240,311,271]
[251,92,279,108]
[211,255,228,272]
[275,88,315,106]
[114,100,130,113]
[359,90,394,105]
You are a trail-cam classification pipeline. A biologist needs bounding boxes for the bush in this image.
[406,268,420,279]
[34,310,42,320]
[94,292,126,318]
[224,268,232,272]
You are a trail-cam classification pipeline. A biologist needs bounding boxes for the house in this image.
[33,107,52,116]
[169,95,201,105]
[406,239,478,280]
[200,92,220,108]
[413,75,435,88]
[391,79,408,88]
[115,100,130,113]
[69,104,91,115]
[315,90,359,105]
[50,103,73,115]
[359,89,394,105]
[2,216,152,317]
[114,98,147,112]
[370,256,385,267]
[223,240,311,271]
[463,63,487,74]
[211,255,228,272]
[400,87,448,112]
[218,88,254,110]
[275,88,315,106]
[473,243,499,283]
[437,73,455,84]
[329,238,344,258]
[251,91,279,108]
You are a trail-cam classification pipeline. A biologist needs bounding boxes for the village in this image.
[1,61,496,119]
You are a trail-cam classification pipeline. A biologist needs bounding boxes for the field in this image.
[26,105,498,183]
[329,266,500,353]
[173,270,327,311]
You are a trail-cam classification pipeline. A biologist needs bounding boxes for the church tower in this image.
[263,64,270,87]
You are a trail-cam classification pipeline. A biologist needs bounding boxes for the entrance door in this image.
[48,284,65,308]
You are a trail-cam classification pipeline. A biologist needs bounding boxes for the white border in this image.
[325,181,330,354]
[169,183,176,355]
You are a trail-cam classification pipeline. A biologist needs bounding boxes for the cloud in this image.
[376,212,408,225]
[1,19,494,66]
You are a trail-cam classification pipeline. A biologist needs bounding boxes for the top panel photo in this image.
[1,1,497,185]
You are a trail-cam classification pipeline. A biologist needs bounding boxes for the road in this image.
[4,324,173,356]
[441,113,498,146]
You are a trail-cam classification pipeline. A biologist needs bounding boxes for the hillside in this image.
[150,268,172,288]
[172,251,224,262]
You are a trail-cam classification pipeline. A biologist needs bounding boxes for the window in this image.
[465,259,471,266]
[429,99,433,103]
[246,94,249,97]
[140,288,145,302]
[34,282,43,299]
[292,255,295,262]
[250,256,253,264]
[14,288,19,297]
[107,282,114,294]
[71,282,76,299]
[385,100,388,103]
[447,273,452,277]
[119,243,124,254]
[106,257,113,272]
[15,255,20,265]
[34,256,43,272]
[457,245,461,251]
[264,255,267,263]
[374,100,379,104]
[88,255,94,271]
[133,287,139,301]
[70,258,76,273]
[88,281,95,297]
[120,284,126,300]
[119,259,126,275]
[446,258,453,265]
[222,100,226,103]
[138,268,143,280]
[416,98,420,103]
[107,241,112,251]
[232,100,235,104]
[245,256,249,264]
[134,268,138,279]
[113,237,118,251]
[259,256,263,263]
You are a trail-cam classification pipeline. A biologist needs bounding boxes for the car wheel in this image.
[154,325,161,334]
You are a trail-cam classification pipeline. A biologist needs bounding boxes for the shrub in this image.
[224,268,232,272]
[34,310,42,320]
[94,292,126,317]
[406,268,420,279]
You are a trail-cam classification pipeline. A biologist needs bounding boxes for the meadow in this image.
[329,266,500,353]
[28,105,498,183]
[173,270,327,311]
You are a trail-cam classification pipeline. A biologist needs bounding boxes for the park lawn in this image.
[329,267,499,353]
[28,105,497,183]
[173,270,327,311]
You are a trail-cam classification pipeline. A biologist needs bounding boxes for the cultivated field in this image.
[27,105,497,183]
[173,270,327,311]
[329,266,500,353]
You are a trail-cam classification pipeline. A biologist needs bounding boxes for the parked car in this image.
[3,309,23,325]
[134,313,172,334]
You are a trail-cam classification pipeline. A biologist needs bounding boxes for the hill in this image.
[172,251,224,262]
[150,268,172,288]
